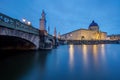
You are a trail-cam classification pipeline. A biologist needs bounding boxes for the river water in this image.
[1,44,120,80]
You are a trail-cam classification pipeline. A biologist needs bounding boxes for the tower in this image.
[39,10,47,44]
[54,27,57,37]
[40,10,46,30]
[48,26,50,34]
[53,27,58,46]
[58,32,60,39]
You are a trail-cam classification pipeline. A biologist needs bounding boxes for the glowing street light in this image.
[27,21,31,25]
[22,18,26,22]
[22,18,31,26]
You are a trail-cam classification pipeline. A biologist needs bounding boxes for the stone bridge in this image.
[0,13,55,50]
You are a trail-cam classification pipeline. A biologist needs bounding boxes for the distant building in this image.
[61,21,107,40]
[107,34,120,40]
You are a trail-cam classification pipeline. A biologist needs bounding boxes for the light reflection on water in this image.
[69,45,74,70]
[1,44,120,80]
[93,45,98,68]
[101,44,105,61]
[82,45,88,68]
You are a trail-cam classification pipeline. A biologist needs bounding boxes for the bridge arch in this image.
[0,35,37,50]
[48,39,54,44]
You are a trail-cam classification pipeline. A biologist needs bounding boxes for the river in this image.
[1,44,120,80]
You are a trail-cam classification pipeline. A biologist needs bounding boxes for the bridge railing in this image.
[0,13,39,35]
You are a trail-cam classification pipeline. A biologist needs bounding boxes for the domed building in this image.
[61,20,107,40]
[88,20,99,31]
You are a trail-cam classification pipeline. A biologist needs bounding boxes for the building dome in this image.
[88,20,99,31]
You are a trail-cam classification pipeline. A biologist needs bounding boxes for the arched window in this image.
[81,36,85,40]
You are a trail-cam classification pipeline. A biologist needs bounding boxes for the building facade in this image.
[107,34,120,40]
[61,21,107,40]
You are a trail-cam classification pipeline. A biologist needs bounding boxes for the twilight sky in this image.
[0,0,120,35]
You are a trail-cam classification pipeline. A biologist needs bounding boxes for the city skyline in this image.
[0,0,120,35]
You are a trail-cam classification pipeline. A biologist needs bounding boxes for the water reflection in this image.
[82,45,88,67]
[38,51,49,70]
[69,45,74,69]
[0,51,36,80]
[92,44,106,63]
[1,44,120,80]
[101,44,105,58]
[100,44,106,63]
[20,51,49,80]
[93,45,98,63]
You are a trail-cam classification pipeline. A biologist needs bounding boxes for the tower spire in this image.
[54,27,57,37]
[41,10,45,19]
[40,10,46,30]
[58,32,60,39]
[48,26,50,34]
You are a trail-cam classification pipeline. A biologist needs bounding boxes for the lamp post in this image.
[22,18,31,26]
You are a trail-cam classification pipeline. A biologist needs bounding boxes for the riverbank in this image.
[60,40,120,45]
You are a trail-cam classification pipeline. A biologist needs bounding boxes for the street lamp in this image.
[22,18,26,22]
[27,21,31,25]
[22,18,31,26]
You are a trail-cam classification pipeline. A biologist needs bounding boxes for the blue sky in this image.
[0,0,120,35]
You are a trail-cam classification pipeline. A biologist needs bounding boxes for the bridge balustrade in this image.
[0,13,39,35]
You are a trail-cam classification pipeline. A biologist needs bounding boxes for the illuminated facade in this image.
[61,21,107,40]
[107,34,120,40]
